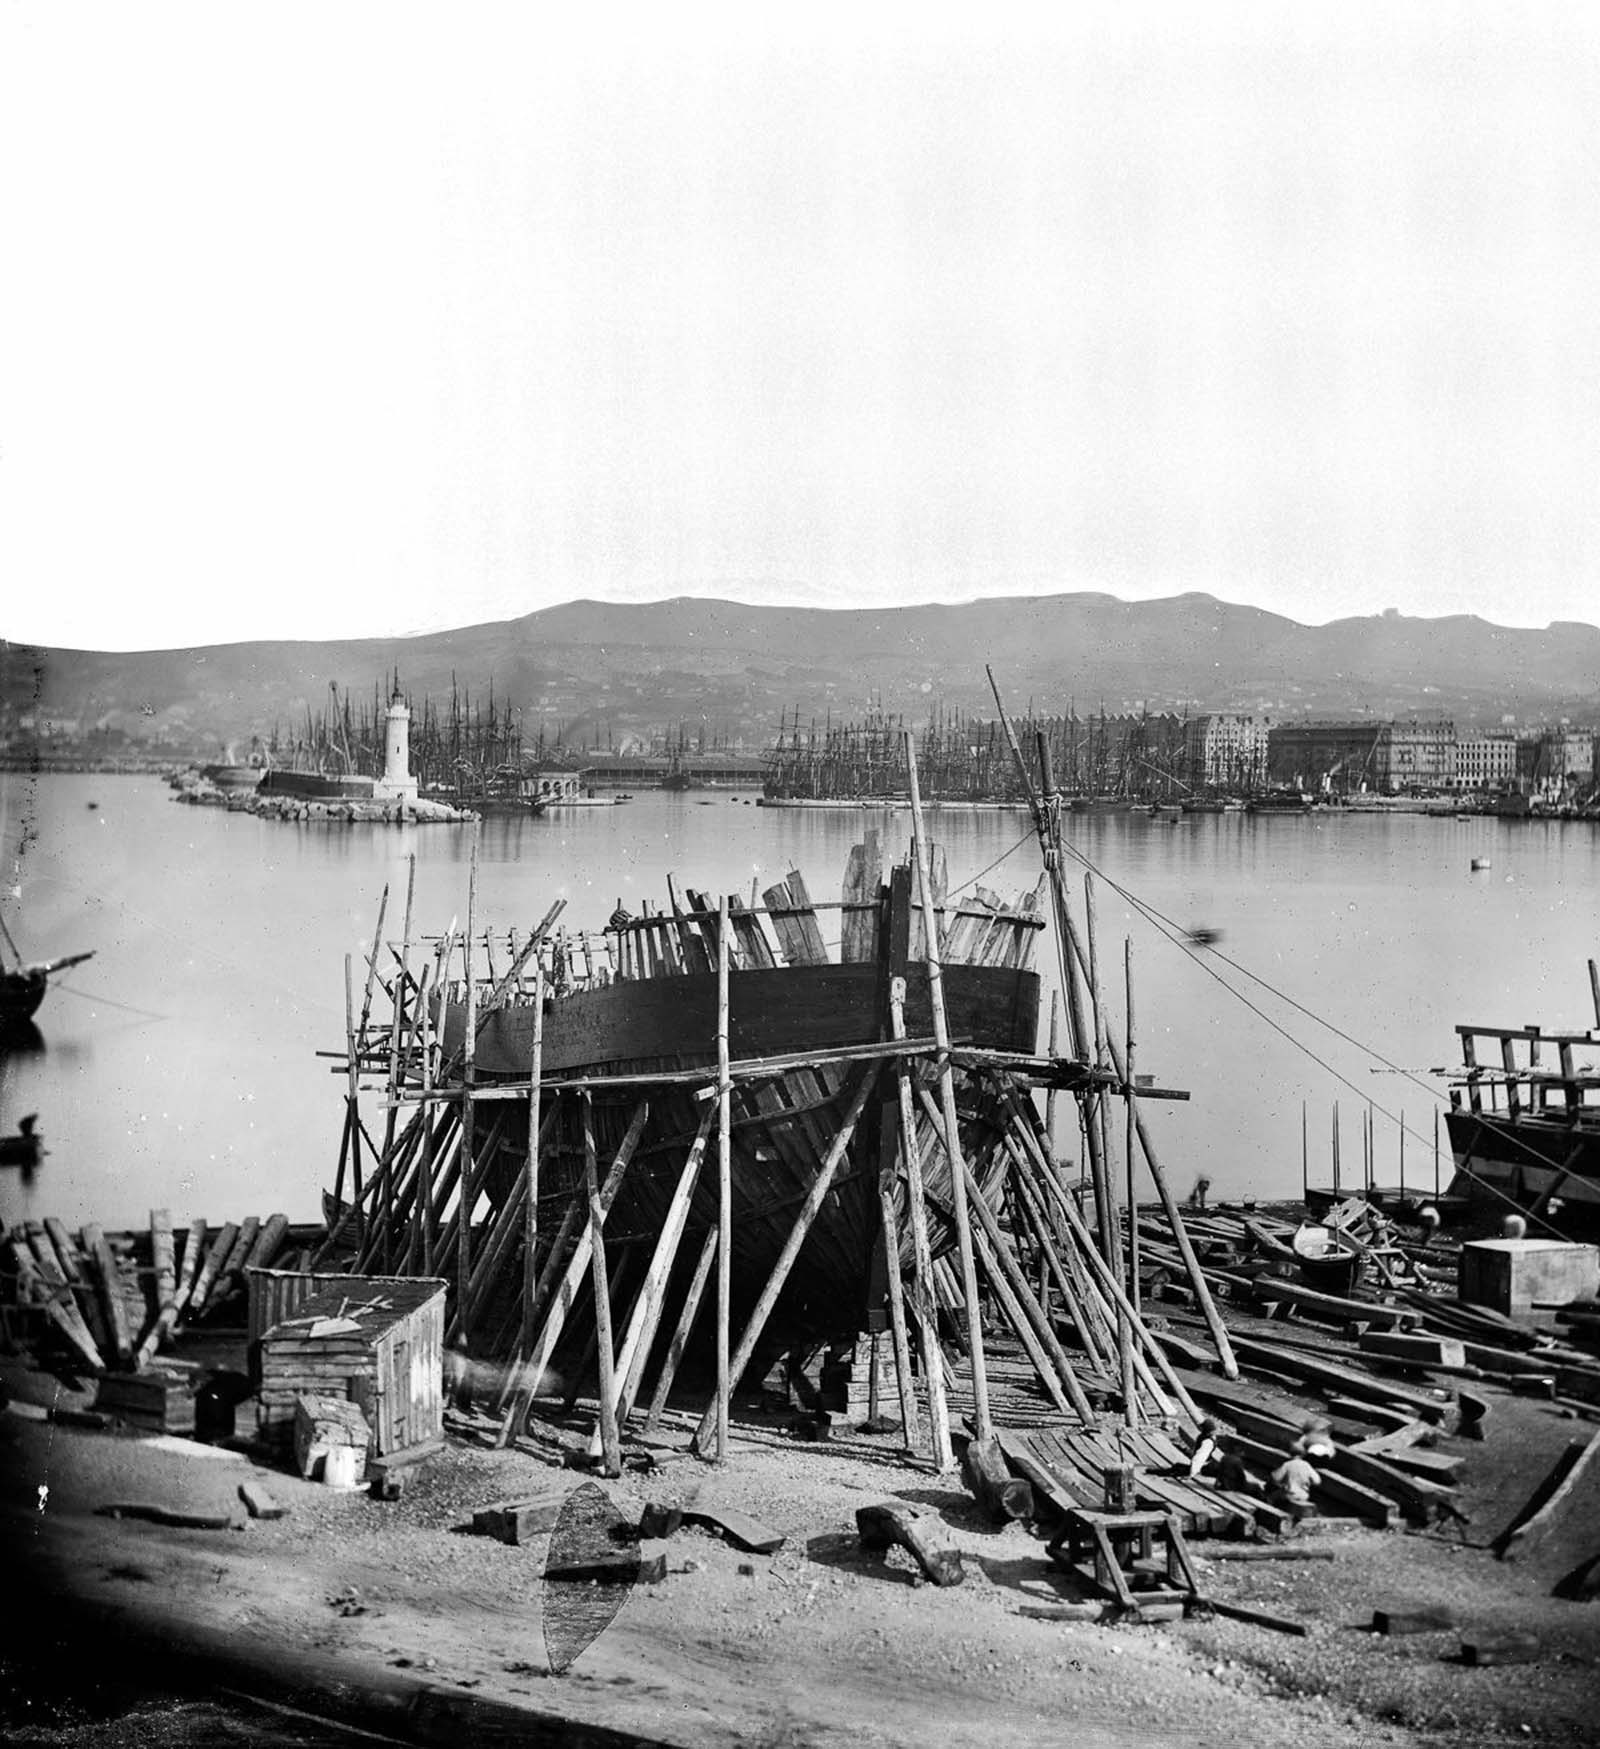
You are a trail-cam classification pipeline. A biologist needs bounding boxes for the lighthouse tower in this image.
[375,688,418,805]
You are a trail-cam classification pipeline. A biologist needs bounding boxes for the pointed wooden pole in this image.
[343,953,364,1241]
[890,978,953,1471]
[691,1068,877,1456]
[522,956,546,1354]
[583,1092,622,1475]
[614,1103,716,1421]
[457,822,480,1339]
[642,1224,718,1434]
[1121,934,1140,1424]
[715,892,733,1460]
[902,728,991,1441]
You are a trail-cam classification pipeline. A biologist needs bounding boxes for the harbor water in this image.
[3,771,1598,1232]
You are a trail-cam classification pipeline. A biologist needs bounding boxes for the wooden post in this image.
[380,857,417,1272]
[901,728,991,1441]
[715,892,732,1461]
[1399,1108,1405,1195]
[496,1100,649,1446]
[1590,957,1600,1029]
[343,954,363,1240]
[582,1092,621,1476]
[1333,1100,1341,1195]
[522,956,545,1354]
[614,1105,716,1421]
[1002,1091,1202,1420]
[891,978,954,1471]
[642,1224,718,1433]
[691,1068,877,1455]
[1045,989,1061,1159]
[418,971,437,1272]
[458,822,480,1340]
[1434,1107,1441,1197]
[1122,935,1139,1424]
[1301,1101,1309,1202]
[1083,874,1119,1275]
[876,1128,921,1454]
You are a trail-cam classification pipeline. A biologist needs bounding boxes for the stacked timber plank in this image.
[0,1209,293,1378]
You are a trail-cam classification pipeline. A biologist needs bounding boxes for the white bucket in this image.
[322,1445,364,1489]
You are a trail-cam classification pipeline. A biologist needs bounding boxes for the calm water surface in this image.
[3,772,1597,1231]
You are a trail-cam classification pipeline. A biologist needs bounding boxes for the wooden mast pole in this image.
[890,977,954,1471]
[902,727,991,1441]
[584,1091,622,1476]
[1122,934,1141,1424]
[715,892,733,1462]
[521,955,546,1354]
[457,821,480,1342]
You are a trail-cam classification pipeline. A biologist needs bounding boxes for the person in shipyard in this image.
[1270,1449,1322,1526]
[1185,1417,1222,1479]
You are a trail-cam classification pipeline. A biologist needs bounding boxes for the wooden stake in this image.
[890,978,954,1472]
[642,1224,718,1433]
[496,1100,650,1446]
[715,892,732,1461]
[1121,934,1139,1423]
[876,1112,922,1455]
[614,1104,716,1421]
[344,954,363,1241]
[584,1094,621,1477]
[1083,874,1119,1274]
[901,728,990,1441]
[458,821,480,1340]
[691,1068,878,1455]
[522,956,546,1354]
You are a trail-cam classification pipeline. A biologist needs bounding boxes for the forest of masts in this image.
[317,690,1243,1477]
[264,678,748,792]
[763,703,1202,802]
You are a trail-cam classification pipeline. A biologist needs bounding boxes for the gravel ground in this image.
[3,1357,1598,1748]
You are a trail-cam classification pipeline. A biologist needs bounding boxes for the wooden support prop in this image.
[614,1104,717,1422]
[902,727,991,1441]
[1003,1104,1201,1423]
[876,1115,922,1456]
[890,978,954,1472]
[856,1503,965,1587]
[496,1100,650,1446]
[1202,1599,1309,1637]
[581,1093,622,1477]
[642,1224,718,1434]
[714,891,733,1462]
[457,822,480,1339]
[1122,933,1140,1421]
[342,954,364,1241]
[82,1222,134,1360]
[1082,873,1120,1275]
[691,1068,878,1456]
[521,956,545,1354]
[171,1218,207,1320]
[133,1210,178,1369]
[16,1234,102,1371]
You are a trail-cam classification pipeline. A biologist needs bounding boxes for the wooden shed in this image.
[256,1275,446,1458]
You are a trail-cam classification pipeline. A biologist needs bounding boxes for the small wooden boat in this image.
[1,929,95,1031]
[1291,1221,1365,1293]
[0,1114,43,1172]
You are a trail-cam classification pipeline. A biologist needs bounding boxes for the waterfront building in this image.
[1266,722,1386,794]
[1452,733,1518,793]
[1378,719,1456,793]
[1184,713,1269,793]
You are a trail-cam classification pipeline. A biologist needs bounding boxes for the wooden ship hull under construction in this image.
[429,865,1044,1341]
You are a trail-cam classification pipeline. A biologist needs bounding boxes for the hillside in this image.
[4,593,1597,751]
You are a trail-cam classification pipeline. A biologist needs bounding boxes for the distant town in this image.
[4,686,1598,817]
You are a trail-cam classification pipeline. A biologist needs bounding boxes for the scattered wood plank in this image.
[6,1238,103,1373]
[1358,1332,1467,1369]
[98,1501,236,1530]
[681,1500,785,1554]
[1495,1434,1600,1562]
[1372,1607,1455,1635]
[856,1502,964,1587]
[186,1221,239,1319]
[239,1481,287,1520]
[1199,1598,1309,1636]
[81,1223,133,1362]
[472,1490,575,1546]
[1461,1630,1540,1666]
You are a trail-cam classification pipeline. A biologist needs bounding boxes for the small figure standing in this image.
[1188,1175,1212,1211]
[1270,1452,1322,1526]
[1211,1438,1257,1495]
[1186,1417,1222,1479]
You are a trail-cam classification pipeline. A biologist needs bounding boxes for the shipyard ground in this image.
[2,1362,1598,1749]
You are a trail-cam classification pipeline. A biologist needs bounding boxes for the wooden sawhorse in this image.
[1046,1508,1201,1620]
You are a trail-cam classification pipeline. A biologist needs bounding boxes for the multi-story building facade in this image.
[1184,713,1269,792]
[1266,722,1387,793]
[1378,720,1456,792]
[1451,733,1518,792]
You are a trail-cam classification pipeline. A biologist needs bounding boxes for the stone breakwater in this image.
[168,770,471,824]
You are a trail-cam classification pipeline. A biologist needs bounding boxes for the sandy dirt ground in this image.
[3,1360,1599,1749]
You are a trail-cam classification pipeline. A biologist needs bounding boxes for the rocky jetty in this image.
[168,769,471,824]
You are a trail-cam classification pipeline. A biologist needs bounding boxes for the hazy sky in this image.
[3,4,1596,651]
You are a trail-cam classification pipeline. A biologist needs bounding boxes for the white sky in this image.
[2,3,1596,651]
